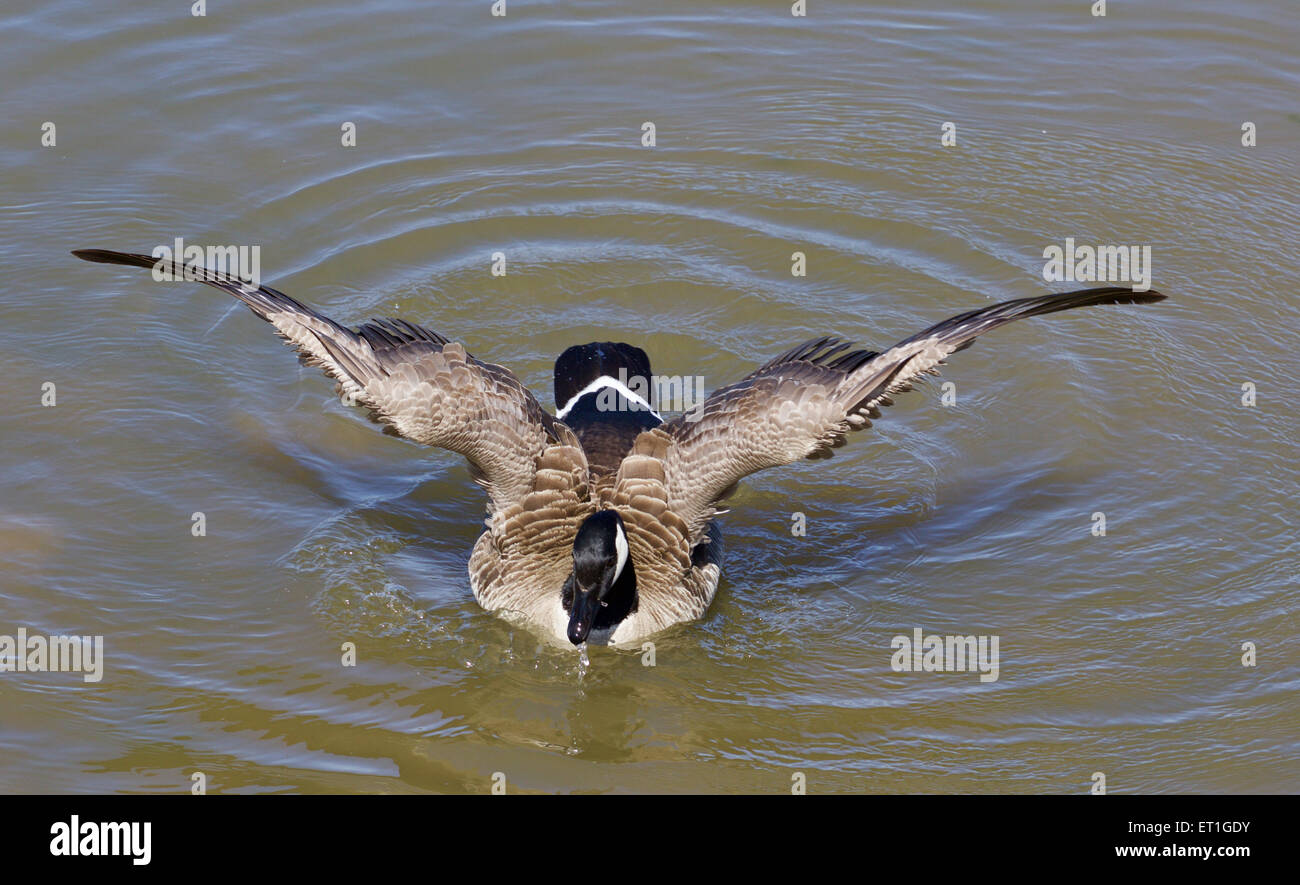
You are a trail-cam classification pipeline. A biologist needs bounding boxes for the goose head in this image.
[565,510,635,645]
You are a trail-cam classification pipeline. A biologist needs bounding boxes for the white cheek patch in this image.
[556,375,661,421]
[612,520,629,582]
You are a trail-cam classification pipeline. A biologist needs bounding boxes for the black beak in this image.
[567,588,601,645]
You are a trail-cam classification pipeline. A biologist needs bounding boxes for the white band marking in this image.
[556,375,661,421]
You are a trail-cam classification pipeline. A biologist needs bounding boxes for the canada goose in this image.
[72,248,1165,647]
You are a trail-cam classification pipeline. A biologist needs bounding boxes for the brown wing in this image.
[72,248,585,513]
[624,286,1166,542]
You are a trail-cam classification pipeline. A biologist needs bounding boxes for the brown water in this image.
[1,0,1297,793]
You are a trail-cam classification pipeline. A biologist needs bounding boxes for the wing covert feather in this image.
[635,286,1165,540]
[72,248,584,512]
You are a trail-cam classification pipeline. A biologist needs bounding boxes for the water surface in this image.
[1,0,1297,793]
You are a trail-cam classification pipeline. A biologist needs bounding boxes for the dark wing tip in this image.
[1056,286,1168,308]
[72,248,152,268]
[1098,287,1167,305]
[1007,286,1168,327]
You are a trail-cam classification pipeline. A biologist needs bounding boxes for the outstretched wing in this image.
[72,248,584,512]
[624,286,1166,542]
